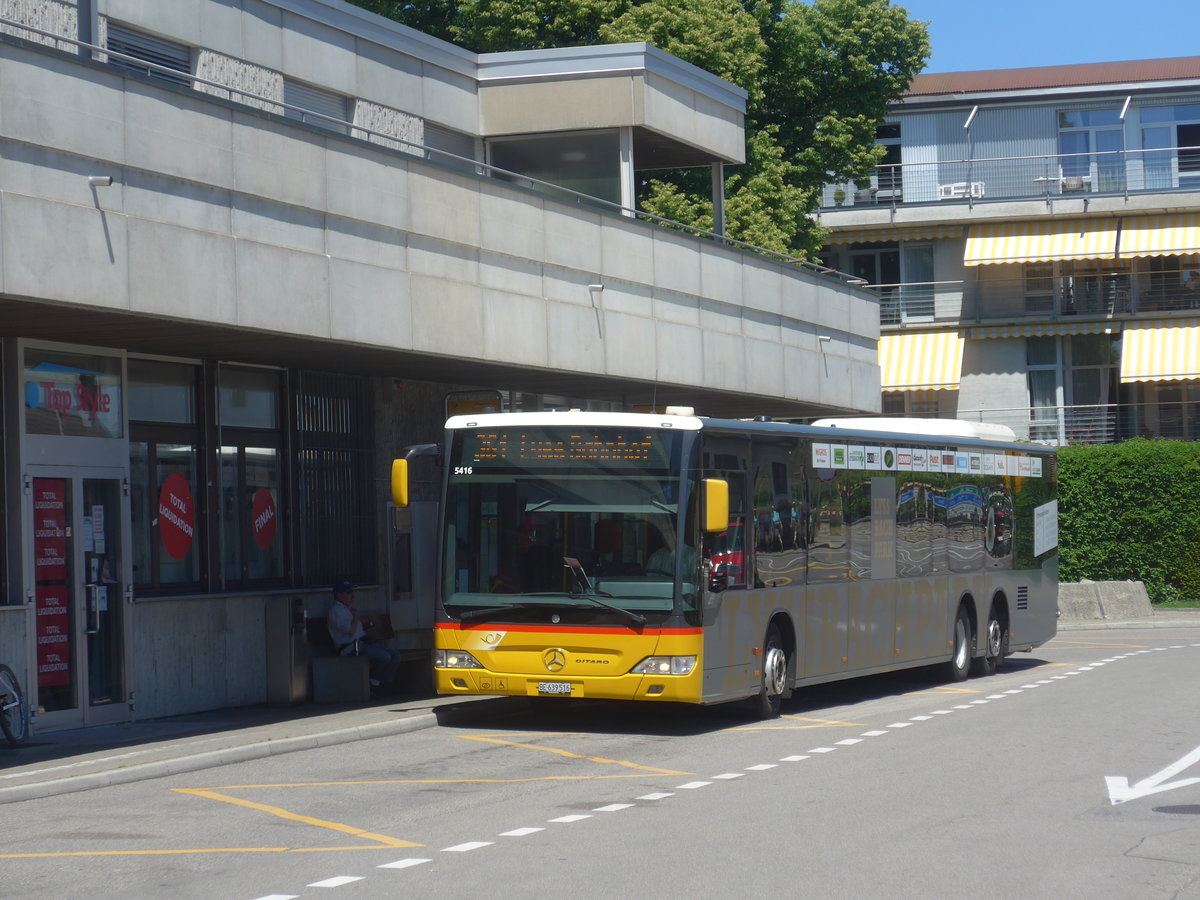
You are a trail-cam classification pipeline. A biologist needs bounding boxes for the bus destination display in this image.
[457,428,674,469]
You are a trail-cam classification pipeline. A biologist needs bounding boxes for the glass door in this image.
[30,471,130,728]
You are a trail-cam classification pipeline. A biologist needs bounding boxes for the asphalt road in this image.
[4,624,1200,899]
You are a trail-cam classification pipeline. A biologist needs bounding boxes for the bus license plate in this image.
[537,681,572,696]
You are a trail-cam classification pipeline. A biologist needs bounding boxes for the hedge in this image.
[1058,438,1200,604]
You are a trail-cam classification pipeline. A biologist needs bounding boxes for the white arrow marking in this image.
[1105,744,1200,804]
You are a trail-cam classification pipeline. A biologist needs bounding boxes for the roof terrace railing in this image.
[1,14,862,286]
[821,145,1200,212]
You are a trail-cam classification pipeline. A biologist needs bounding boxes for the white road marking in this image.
[780,754,811,761]
[861,730,888,736]
[1106,744,1200,805]
[930,710,953,715]
[500,827,544,836]
[887,722,912,728]
[377,859,431,870]
[308,877,363,888]
[549,814,591,823]
[594,803,634,811]
[676,781,712,789]
[250,896,298,899]
[746,764,777,770]
[986,694,1008,699]
[637,792,674,800]
[808,747,837,753]
[443,841,493,852]
[910,715,933,720]
[712,773,744,779]
[836,739,863,746]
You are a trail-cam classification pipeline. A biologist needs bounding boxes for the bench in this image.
[306,616,370,703]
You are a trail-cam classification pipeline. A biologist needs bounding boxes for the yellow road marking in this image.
[459,733,691,775]
[172,788,422,848]
[0,848,291,859]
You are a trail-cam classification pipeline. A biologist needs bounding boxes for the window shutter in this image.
[107,24,191,87]
[283,80,349,134]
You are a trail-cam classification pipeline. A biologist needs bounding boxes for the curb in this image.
[0,710,440,805]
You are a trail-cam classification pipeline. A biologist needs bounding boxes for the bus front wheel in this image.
[754,624,788,719]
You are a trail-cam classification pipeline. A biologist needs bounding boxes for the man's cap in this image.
[332,580,355,595]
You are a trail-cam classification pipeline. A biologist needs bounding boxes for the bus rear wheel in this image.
[971,605,1007,677]
[943,606,971,682]
[753,624,788,719]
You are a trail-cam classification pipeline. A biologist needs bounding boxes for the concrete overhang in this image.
[477,43,747,167]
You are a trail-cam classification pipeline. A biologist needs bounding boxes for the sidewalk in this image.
[0,690,507,805]
[3,610,1198,805]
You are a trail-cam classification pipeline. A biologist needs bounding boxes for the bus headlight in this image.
[630,656,696,676]
[435,649,484,669]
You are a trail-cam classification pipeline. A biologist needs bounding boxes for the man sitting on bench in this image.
[327,581,401,690]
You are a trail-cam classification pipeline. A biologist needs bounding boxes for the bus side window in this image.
[702,439,749,592]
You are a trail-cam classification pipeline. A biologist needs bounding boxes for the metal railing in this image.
[857,268,1200,327]
[0,14,864,285]
[822,145,1200,211]
[870,403,1200,446]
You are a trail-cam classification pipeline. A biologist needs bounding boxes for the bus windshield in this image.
[442,426,698,620]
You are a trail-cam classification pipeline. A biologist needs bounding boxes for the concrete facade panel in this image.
[546,299,605,373]
[744,337,786,397]
[354,37,425,118]
[652,232,701,298]
[479,250,543,299]
[2,192,129,307]
[409,273,485,357]
[234,238,330,336]
[128,218,237,323]
[232,113,329,210]
[701,328,747,392]
[483,289,549,365]
[653,320,704,387]
[543,206,603,274]
[742,263,785,316]
[328,256,412,346]
[642,71,745,163]
[741,307,782,344]
[232,192,327,254]
[325,145,411,232]
[650,287,700,327]
[600,219,654,286]
[281,8,357,94]
[240,0,286,73]
[601,309,658,382]
[479,74,639,136]
[408,169,481,247]
[325,215,406,269]
[479,187,545,261]
[1,49,126,161]
[122,171,234,236]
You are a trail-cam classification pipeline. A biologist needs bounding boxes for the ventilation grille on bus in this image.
[1017,586,1029,611]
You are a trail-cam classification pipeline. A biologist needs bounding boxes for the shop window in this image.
[24,347,124,438]
[129,360,203,594]
[220,368,285,586]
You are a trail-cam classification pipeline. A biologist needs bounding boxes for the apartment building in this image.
[818,56,1200,444]
[0,0,878,730]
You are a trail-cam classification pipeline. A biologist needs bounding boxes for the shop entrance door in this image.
[28,470,131,729]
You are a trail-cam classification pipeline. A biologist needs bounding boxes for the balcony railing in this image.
[862,267,1200,327]
[869,403,1199,446]
[822,145,1200,210]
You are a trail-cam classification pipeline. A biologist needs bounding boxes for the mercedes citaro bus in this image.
[391,409,1057,717]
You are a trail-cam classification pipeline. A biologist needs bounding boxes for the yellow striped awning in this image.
[1118,213,1200,259]
[963,218,1120,266]
[879,331,964,392]
[970,321,1120,340]
[1120,320,1200,383]
[828,224,963,245]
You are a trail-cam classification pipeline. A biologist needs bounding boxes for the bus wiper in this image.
[457,602,542,623]
[526,591,646,628]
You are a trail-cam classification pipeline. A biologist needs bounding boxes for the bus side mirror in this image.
[704,478,729,533]
[391,458,410,508]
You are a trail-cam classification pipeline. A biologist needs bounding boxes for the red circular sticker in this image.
[251,488,277,550]
[158,473,195,560]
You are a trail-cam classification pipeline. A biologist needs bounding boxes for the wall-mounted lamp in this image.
[818,335,832,343]
[587,283,604,292]
[88,175,113,188]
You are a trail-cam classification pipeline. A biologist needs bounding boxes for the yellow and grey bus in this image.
[391,410,1058,717]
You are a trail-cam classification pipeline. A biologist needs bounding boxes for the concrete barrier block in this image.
[1058,580,1153,620]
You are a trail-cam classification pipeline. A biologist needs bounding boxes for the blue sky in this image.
[900,0,1198,73]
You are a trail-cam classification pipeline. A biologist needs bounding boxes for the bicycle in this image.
[0,663,31,746]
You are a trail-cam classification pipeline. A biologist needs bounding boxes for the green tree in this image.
[348,0,928,258]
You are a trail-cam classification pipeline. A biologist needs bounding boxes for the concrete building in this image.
[818,57,1200,444]
[0,0,879,730]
